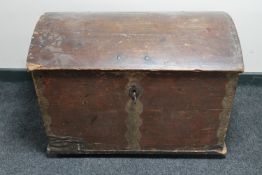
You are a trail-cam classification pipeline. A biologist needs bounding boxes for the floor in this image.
[0,72,261,175]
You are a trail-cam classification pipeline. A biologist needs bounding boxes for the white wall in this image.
[0,0,261,72]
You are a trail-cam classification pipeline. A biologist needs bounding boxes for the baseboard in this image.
[238,72,262,86]
[0,69,31,82]
[0,69,262,85]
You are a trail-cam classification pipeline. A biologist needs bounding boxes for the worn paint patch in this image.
[217,73,238,147]
[125,99,143,150]
[124,73,145,150]
[32,72,52,135]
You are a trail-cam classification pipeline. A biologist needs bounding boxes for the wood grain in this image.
[32,71,238,155]
[27,12,243,72]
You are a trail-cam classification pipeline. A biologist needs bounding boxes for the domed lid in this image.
[27,12,244,72]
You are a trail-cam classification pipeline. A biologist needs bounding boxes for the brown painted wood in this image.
[32,71,238,155]
[27,12,243,72]
[28,12,243,156]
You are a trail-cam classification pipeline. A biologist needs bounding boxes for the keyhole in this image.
[129,85,140,104]
[131,89,137,103]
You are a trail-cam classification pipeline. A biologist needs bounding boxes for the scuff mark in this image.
[48,135,85,151]
[52,53,75,66]
[44,45,63,52]
[27,63,44,71]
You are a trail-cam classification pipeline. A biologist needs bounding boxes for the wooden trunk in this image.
[27,12,244,156]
